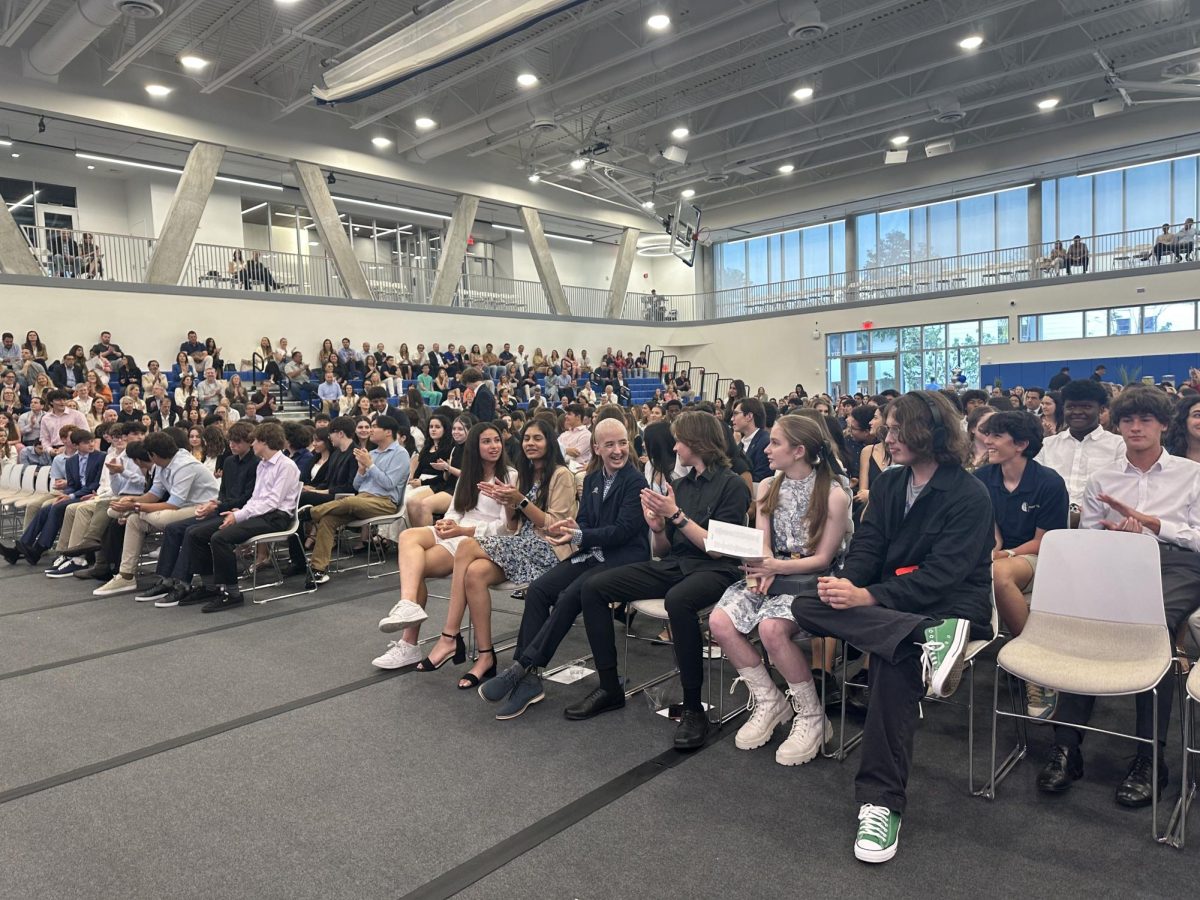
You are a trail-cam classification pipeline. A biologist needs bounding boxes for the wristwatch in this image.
[518,497,530,512]
[669,509,684,522]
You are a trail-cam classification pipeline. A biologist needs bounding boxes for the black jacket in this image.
[576,463,651,568]
[470,383,496,423]
[216,450,259,512]
[840,463,993,627]
[324,449,358,496]
[48,361,86,389]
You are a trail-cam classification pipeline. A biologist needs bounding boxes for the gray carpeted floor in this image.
[2,561,1196,899]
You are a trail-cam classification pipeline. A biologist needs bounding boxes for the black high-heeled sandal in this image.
[416,632,466,672]
[457,647,496,689]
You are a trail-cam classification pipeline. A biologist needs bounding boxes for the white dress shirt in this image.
[1035,426,1126,507]
[1081,449,1200,552]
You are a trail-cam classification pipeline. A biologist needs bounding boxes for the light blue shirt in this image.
[50,453,71,479]
[353,441,410,507]
[110,455,146,496]
[149,449,220,507]
[317,380,341,401]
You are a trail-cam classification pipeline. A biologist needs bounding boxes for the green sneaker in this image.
[855,804,901,863]
[920,617,970,698]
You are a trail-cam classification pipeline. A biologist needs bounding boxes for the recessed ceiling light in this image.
[414,116,437,130]
[371,136,392,148]
[958,35,984,50]
[1037,97,1059,110]
[681,188,695,198]
[11,153,19,158]
[569,158,588,170]
[671,126,690,139]
[642,200,656,209]
[179,54,208,70]
[778,164,795,174]
[87,164,94,169]
[646,13,671,30]
[145,84,172,97]
[792,86,814,101]
[890,134,909,146]
[528,172,541,183]
[516,72,539,87]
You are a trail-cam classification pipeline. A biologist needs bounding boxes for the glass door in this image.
[841,355,898,396]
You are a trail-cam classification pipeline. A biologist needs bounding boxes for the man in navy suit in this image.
[1,428,105,565]
[479,418,650,719]
[732,397,772,482]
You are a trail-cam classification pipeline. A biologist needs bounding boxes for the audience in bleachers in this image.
[9,323,1200,865]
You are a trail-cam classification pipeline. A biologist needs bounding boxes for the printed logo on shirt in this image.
[1020,502,1040,513]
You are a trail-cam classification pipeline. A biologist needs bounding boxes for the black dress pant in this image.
[579,558,740,707]
[1053,544,1200,754]
[790,591,943,816]
[516,557,606,668]
[189,511,291,587]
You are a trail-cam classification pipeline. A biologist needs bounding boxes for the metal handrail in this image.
[700,370,720,402]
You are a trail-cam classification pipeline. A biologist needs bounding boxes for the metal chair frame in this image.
[240,503,318,604]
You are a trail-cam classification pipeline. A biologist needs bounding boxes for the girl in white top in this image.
[374,421,517,670]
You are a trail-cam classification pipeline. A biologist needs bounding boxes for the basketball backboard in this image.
[668,200,701,267]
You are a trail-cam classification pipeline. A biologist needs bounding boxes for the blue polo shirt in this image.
[974,458,1068,548]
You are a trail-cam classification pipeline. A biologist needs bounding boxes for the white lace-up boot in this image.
[731,665,793,750]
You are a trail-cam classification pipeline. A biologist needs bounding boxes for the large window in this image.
[0,177,78,232]
[1019,301,1199,342]
[715,220,846,290]
[1042,153,1200,241]
[854,184,1031,271]
[827,316,1009,394]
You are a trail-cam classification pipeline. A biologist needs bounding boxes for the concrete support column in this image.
[844,217,858,285]
[430,194,478,307]
[1027,181,1043,252]
[291,161,374,301]
[518,207,570,317]
[605,227,640,319]
[144,141,225,286]
[0,198,41,276]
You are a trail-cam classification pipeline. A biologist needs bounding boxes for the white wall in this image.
[509,232,618,287]
[0,154,130,236]
[660,267,1200,398]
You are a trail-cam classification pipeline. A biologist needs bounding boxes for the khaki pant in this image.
[309,494,397,572]
[119,506,197,576]
[56,496,108,550]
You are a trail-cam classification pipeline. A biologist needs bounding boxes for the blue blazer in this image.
[577,463,651,568]
[66,451,105,499]
[745,429,772,482]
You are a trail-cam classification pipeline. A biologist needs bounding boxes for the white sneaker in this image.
[93,574,138,597]
[371,640,422,670]
[776,690,833,766]
[378,598,428,633]
[732,677,793,750]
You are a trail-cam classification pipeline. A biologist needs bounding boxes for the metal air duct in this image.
[25,0,161,80]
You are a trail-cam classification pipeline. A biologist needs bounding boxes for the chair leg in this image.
[1153,689,1162,843]
[984,665,1029,800]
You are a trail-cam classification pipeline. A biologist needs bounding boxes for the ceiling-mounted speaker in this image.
[1092,96,1124,118]
[884,149,908,165]
[925,138,955,158]
[661,145,688,165]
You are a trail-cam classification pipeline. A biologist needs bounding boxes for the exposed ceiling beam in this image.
[104,0,213,84]
[200,0,359,94]
[0,0,52,47]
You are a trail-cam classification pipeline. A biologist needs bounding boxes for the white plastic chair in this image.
[985,530,1173,842]
[241,504,317,604]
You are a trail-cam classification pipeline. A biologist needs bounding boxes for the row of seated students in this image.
[7,333,1200,864]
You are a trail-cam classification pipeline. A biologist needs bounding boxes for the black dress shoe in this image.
[1116,755,1168,808]
[563,687,625,720]
[1037,744,1083,793]
[20,541,44,566]
[673,708,710,751]
[202,590,244,613]
[178,584,223,607]
[0,542,21,565]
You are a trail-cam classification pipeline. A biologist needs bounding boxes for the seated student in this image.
[403,412,454,519]
[790,391,994,864]
[131,421,259,606]
[1,429,104,566]
[1038,386,1200,808]
[731,397,771,482]
[975,410,1070,718]
[1034,378,1126,524]
[481,419,649,718]
[564,411,752,750]
[307,416,410,584]
[708,414,852,766]
[405,413,471,527]
[371,422,516,671]
[48,423,147,573]
[173,423,302,612]
[92,430,221,596]
[418,419,576,688]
